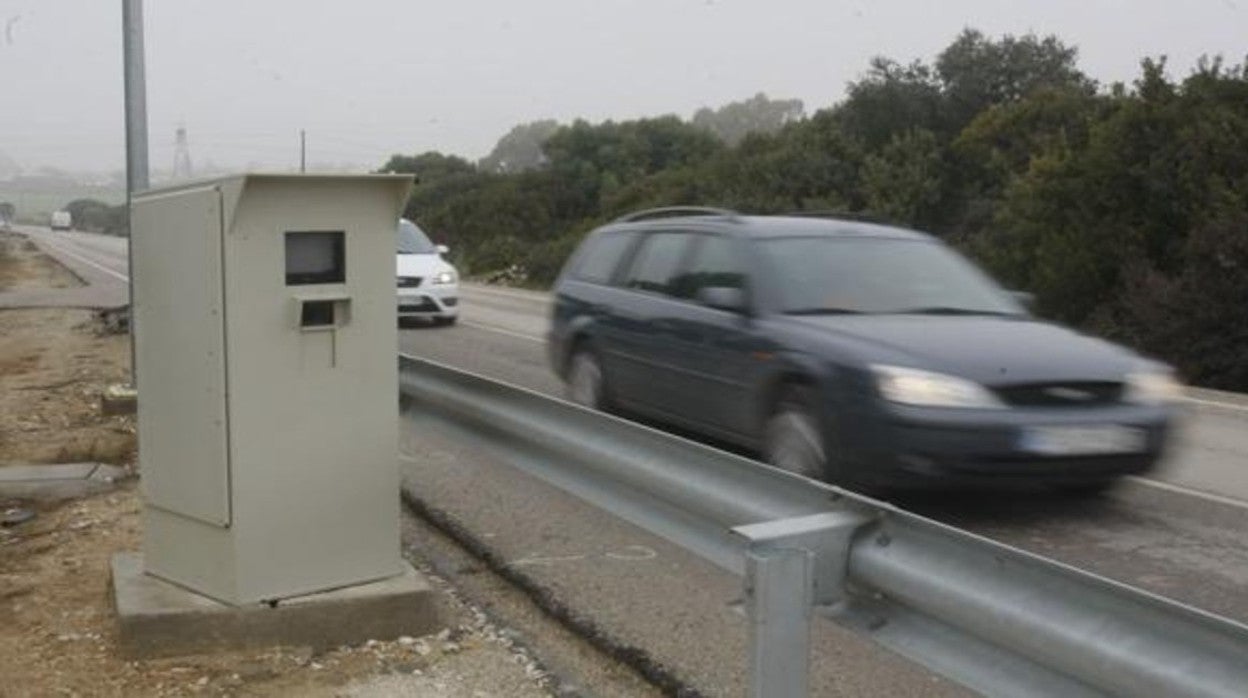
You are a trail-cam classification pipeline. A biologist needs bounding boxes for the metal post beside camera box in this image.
[131,174,412,605]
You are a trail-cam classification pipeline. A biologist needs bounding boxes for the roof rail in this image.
[778,208,898,224]
[784,210,895,225]
[612,206,741,224]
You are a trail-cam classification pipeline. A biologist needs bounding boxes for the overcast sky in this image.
[1,0,1244,174]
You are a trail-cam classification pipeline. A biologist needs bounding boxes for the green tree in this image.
[478,120,560,173]
[1107,196,1248,389]
[378,151,476,182]
[948,86,1102,235]
[64,198,112,232]
[936,29,1095,132]
[837,58,944,150]
[985,56,1248,329]
[542,116,724,215]
[860,128,943,227]
[691,92,805,145]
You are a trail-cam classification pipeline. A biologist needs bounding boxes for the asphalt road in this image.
[23,226,1248,695]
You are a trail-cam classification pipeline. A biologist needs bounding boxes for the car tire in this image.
[764,386,828,481]
[567,347,608,410]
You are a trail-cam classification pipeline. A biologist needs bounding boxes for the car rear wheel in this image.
[764,387,827,480]
[567,348,607,410]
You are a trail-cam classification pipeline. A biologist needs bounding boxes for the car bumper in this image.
[398,285,459,318]
[844,402,1175,488]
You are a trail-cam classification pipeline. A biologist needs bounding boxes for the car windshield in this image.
[760,236,1022,316]
[398,219,437,255]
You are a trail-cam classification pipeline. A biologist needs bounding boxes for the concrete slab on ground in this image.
[101,383,137,415]
[0,462,128,500]
[111,553,443,659]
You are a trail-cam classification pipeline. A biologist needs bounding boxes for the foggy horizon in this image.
[2,0,1244,175]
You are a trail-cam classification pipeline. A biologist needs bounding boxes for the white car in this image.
[397,218,459,326]
[50,210,72,231]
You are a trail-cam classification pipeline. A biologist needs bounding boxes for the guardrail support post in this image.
[735,510,874,697]
[746,545,814,698]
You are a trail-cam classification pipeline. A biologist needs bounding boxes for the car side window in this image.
[623,231,695,296]
[671,234,747,300]
[574,231,637,285]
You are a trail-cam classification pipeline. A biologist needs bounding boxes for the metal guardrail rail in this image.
[399,355,1248,697]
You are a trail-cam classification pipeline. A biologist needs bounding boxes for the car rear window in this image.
[573,231,636,284]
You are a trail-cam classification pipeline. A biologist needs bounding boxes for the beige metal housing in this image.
[132,174,412,605]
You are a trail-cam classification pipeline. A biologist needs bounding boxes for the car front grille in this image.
[994,382,1124,407]
[397,276,423,288]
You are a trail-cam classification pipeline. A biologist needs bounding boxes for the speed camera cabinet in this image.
[132,174,413,605]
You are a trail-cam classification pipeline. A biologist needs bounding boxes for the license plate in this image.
[1019,426,1146,456]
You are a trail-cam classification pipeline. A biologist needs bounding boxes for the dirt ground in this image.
[0,233,82,292]
[0,485,554,697]
[0,232,134,466]
[0,234,554,697]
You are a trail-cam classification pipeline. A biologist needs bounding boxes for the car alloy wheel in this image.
[764,389,826,479]
[567,350,605,409]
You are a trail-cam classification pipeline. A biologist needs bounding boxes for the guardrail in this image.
[399,355,1248,697]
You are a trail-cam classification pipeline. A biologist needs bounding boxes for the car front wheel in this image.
[764,387,827,480]
[567,348,607,410]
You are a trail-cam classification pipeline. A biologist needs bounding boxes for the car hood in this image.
[396,253,455,278]
[791,315,1142,386]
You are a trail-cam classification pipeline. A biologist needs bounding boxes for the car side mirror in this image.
[1010,290,1036,309]
[436,244,449,255]
[698,286,748,313]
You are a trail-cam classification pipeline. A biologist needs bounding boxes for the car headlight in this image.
[432,270,457,285]
[1122,369,1183,406]
[872,365,1005,409]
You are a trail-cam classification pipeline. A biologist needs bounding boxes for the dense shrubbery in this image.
[381,30,1248,391]
[64,198,129,236]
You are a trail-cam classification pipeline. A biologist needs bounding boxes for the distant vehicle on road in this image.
[50,210,72,231]
[548,207,1180,493]
[396,218,458,326]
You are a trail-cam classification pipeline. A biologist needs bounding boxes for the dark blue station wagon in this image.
[547,207,1179,491]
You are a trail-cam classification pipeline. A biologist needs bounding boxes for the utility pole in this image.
[172,125,193,180]
[300,130,306,173]
[122,0,149,389]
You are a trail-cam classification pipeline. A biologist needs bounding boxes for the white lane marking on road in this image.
[461,284,551,304]
[35,237,129,282]
[605,545,657,561]
[458,320,544,344]
[58,233,131,265]
[510,545,659,567]
[1179,396,1248,414]
[508,553,589,567]
[1126,476,1248,511]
